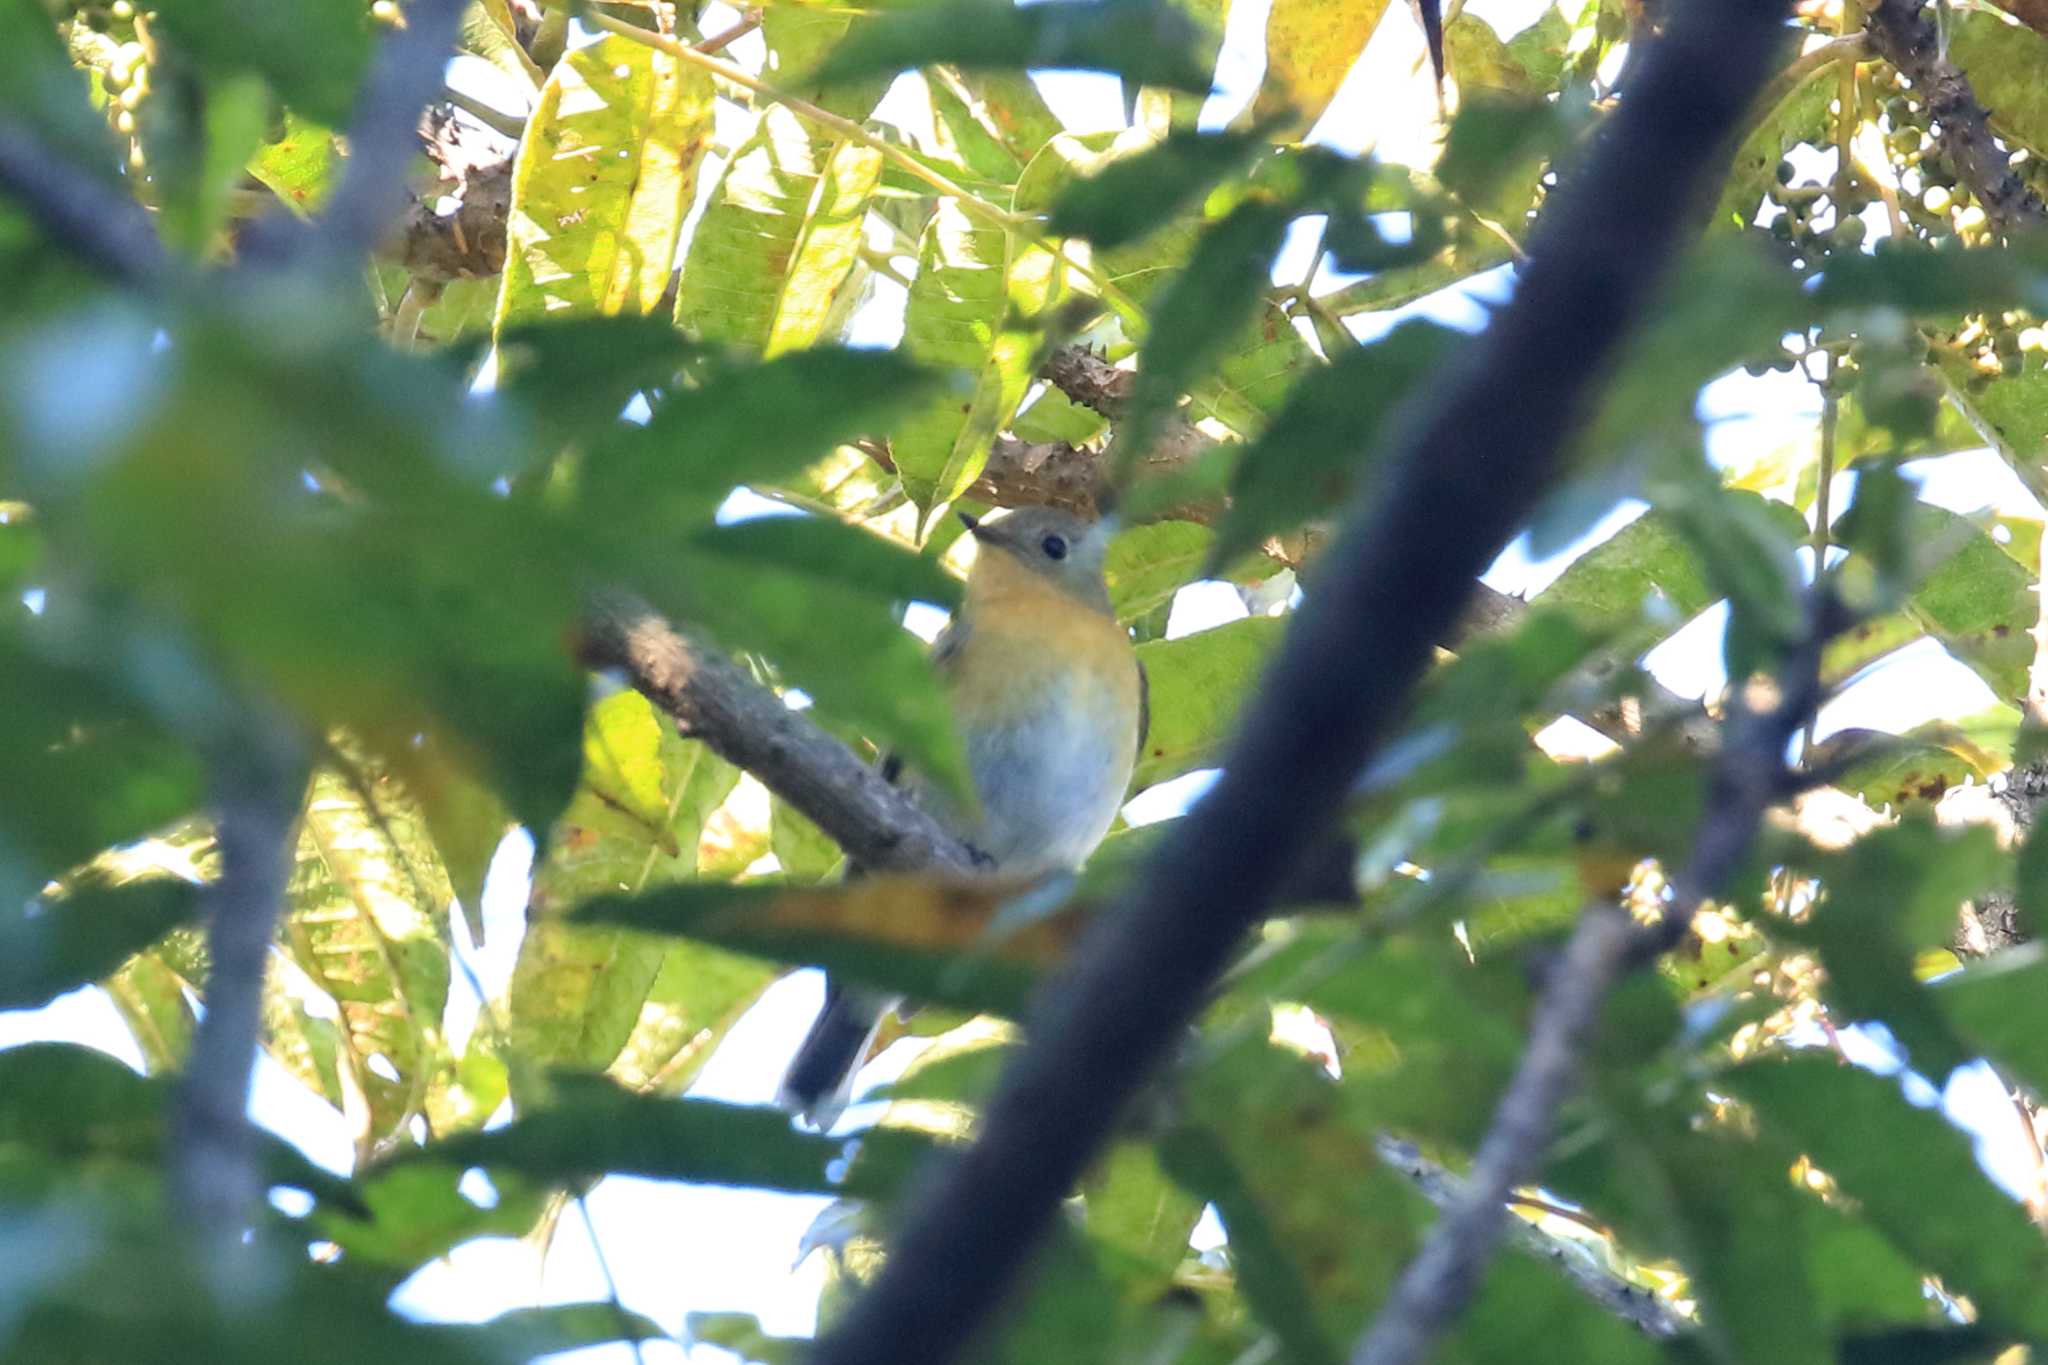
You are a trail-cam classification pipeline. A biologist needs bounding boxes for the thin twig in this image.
[810,0,1797,1358]
[1352,591,1838,1365]
[695,7,763,55]
[576,1196,654,1364]
[168,729,306,1280]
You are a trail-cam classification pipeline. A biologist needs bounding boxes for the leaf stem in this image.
[583,9,1025,229]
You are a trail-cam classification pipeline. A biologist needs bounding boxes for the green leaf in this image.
[1252,0,1391,132]
[573,874,1061,1017]
[1105,520,1228,622]
[105,951,199,1074]
[397,1074,932,1196]
[1531,509,1720,622]
[154,72,268,257]
[584,348,939,523]
[487,314,701,460]
[1710,36,1834,230]
[1782,818,2004,1075]
[0,874,200,1012]
[1049,130,1270,250]
[889,198,1055,517]
[677,105,885,357]
[687,516,963,612]
[1728,1056,2048,1339]
[152,0,371,126]
[0,1042,352,1203]
[1169,1043,1430,1352]
[817,0,1217,94]
[247,111,343,217]
[1810,714,2014,812]
[1899,506,2035,704]
[460,0,544,92]
[1210,319,1462,568]
[1080,1140,1204,1272]
[1935,945,2048,1102]
[1949,10,2048,159]
[450,1303,668,1357]
[495,33,714,330]
[0,628,204,882]
[605,939,776,1095]
[514,690,742,1075]
[1119,197,1296,459]
[284,758,456,1157]
[1132,616,1282,788]
[771,796,844,883]
[315,1162,548,1271]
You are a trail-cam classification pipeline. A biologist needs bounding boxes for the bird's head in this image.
[958,507,1116,614]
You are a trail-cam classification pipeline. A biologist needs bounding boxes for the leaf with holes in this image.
[283,759,455,1156]
[677,105,884,356]
[495,33,713,330]
[511,690,741,1076]
[890,196,1059,518]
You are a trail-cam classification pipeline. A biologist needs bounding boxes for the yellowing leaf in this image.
[496,33,713,329]
[1251,0,1392,132]
[677,105,884,357]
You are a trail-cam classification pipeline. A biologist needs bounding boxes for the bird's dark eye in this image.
[1041,534,1068,560]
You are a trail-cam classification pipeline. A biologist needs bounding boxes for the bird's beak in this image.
[957,510,984,538]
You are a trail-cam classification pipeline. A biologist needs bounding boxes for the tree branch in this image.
[577,592,980,875]
[1376,1134,1689,1338]
[808,0,1796,1360]
[0,120,165,288]
[1352,595,1836,1365]
[1864,0,2048,233]
[168,730,305,1270]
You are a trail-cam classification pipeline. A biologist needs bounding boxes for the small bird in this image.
[778,506,1146,1121]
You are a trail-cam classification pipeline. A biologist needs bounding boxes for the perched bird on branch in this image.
[778,506,1147,1122]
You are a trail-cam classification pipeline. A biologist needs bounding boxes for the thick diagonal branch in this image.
[1865,0,2048,233]
[810,1,1795,1362]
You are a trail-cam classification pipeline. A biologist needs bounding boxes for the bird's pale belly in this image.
[955,676,1134,876]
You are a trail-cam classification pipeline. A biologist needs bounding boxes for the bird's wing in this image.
[930,617,967,675]
[879,618,968,788]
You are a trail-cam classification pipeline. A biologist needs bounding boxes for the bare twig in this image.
[1353,592,1836,1365]
[168,730,306,1273]
[694,7,763,55]
[1375,1133,1689,1339]
[1864,0,2048,233]
[0,120,165,287]
[809,0,1795,1359]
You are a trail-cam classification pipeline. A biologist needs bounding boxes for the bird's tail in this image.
[778,978,889,1126]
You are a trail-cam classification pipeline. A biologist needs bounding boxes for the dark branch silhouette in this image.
[1865,0,2048,232]
[809,0,1797,1360]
